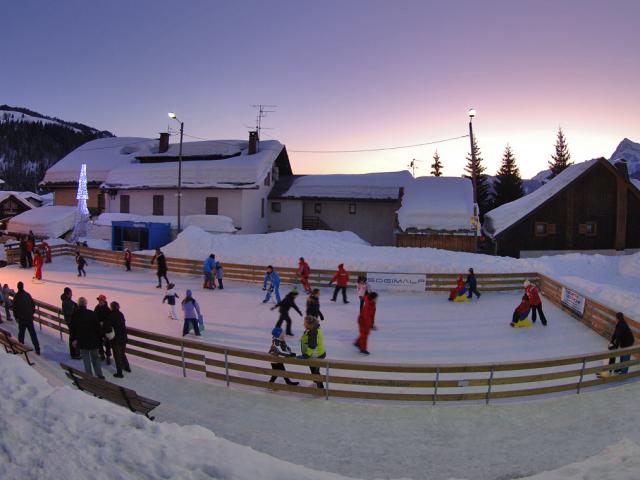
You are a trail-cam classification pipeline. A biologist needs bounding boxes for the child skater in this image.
[449,275,469,302]
[510,294,531,328]
[268,327,300,386]
[163,283,179,320]
[356,275,371,311]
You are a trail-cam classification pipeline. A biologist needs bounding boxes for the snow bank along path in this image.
[4,339,640,480]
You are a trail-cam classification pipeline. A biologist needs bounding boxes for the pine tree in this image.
[493,144,524,208]
[464,135,492,217]
[548,127,572,177]
[430,150,443,177]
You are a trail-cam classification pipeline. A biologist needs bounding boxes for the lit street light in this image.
[468,107,477,207]
[168,112,184,233]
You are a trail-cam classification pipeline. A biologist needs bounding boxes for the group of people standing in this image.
[17,230,51,281]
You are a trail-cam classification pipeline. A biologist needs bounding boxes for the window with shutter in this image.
[205,197,219,215]
[152,195,164,216]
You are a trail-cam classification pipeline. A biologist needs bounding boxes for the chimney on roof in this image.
[159,132,170,154]
[248,131,259,155]
[614,159,629,181]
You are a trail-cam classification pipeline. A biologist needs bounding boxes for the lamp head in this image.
[468,108,476,119]
[168,112,177,120]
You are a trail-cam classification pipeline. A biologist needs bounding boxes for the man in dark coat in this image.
[152,248,169,288]
[94,294,112,364]
[108,301,130,378]
[12,281,40,355]
[70,297,104,378]
[609,312,635,374]
[305,289,324,321]
[272,289,302,336]
[61,287,80,359]
[466,267,481,299]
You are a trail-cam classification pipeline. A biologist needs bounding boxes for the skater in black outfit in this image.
[305,289,324,321]
[608,312,635,375]
[151,248,170,288]
[61,287,81,359]
[272,289,302,336]
[76,252,87,277]
[12,282,40,355]
[268,327,299,385]
[466,268,481,299]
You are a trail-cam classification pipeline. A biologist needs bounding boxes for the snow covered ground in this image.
[151,226,640,320]
[0,256,608,364]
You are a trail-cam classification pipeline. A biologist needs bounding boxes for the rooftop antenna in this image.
[407,158,423,177]
[251,104,277,139]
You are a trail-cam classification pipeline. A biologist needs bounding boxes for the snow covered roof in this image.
[484,159,598,238]
[142,140,246,158]
[397,177,475,231]
[0,191,39,211]
[42,137,157,185]
[279,171,412,200]
[7,205,76,238]
[102,140,284,189]
[94,213,236,233]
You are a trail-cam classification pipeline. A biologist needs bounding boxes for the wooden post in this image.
[432,368,440,406]
[325,362,330,400]
[486,367,494,405]
[224,350,230,386]
[58,312,63,342]
[577,357,586,394]
[180,341,186,378]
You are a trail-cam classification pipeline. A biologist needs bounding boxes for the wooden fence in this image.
[21,292,640,404]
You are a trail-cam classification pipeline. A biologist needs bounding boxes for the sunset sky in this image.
[3,0,639,178]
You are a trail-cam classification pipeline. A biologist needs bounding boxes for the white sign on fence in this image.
[366,272,426,292]
[561,286,586,317]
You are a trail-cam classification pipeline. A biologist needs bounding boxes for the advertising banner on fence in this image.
[366,272,426,292]
[561,286,586,316]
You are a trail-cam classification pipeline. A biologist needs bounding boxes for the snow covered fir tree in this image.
[492,144,524,208]
[430,150,443,176]
[548,127,573,178]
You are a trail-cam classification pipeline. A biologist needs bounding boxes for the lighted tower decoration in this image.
[70,163,90,241]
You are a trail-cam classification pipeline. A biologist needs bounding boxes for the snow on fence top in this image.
[484,159,598,238]
[102,140,284,189]
[95,213,236,233]
[397,176,474,231]
[42,137,157,185]
[281,171,412,199]
[7,205,76,238]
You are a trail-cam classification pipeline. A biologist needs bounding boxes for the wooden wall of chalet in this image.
[0,196,31,219]
[396,233,476,252]
[495,162,638,257]
[626,188,640,248]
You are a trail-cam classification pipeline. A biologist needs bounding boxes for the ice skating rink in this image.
[1,256,606,363]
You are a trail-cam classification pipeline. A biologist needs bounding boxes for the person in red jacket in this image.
[33,250,43,281]
[510,294,531,327]
[124,249,132,271]
[449,275,467,301]
[329,264,350,303]
[354,291,378,354]
[297,257,312,294]
[524,280,547,326]
[42,241,52,263]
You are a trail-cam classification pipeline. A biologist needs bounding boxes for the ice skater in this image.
[76,252,87,277]
[215,261,224,290]
[124,248,132,271]
[524,280,547,326]
[306,288,324,321]
[33,250,43,281]
[329,264,350,303]
[151,248,170,288]
[262,266,281,304]
[297,257,312,294]
[181,289,202,336]
[42,241,52,263]
[466,268,481,299]
[355,291,378,355]
[268,327,299,386]
[300,316,326,388]
[356,275,371,311]
[202,254,216,289]
[163,283,179,320]
[510,294,531,328]
[449,275,469,302]
[272,288,302,336]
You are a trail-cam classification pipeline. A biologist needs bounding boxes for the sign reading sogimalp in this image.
[366,273,426,292]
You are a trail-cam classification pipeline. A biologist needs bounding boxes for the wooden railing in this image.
[21,292,640,404]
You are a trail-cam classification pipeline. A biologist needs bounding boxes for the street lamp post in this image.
[168,112,184,233]
[468,108,477,207]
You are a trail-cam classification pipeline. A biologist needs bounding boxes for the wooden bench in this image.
[0,327,35,365]
[60,363,161,420]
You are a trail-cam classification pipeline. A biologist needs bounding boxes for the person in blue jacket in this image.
[202,254,216,289]
[466,267,481,299]
[262,265,281,304]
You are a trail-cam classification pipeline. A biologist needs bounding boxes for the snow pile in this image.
[7,205,76,238]
[42,137,157,184]
[0,352,353,480]
[95,213,236,233]
[103,140,284,189]
[397,176,474,231]
[484,159,598,238]
[610,137,640,179]
[282,171,412,199]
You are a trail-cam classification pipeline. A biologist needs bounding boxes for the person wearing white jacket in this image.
[162,283,179,320]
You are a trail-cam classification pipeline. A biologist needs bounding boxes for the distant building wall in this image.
[268,199,303,231]
[53,186,102,210]
[240,184,270,234]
